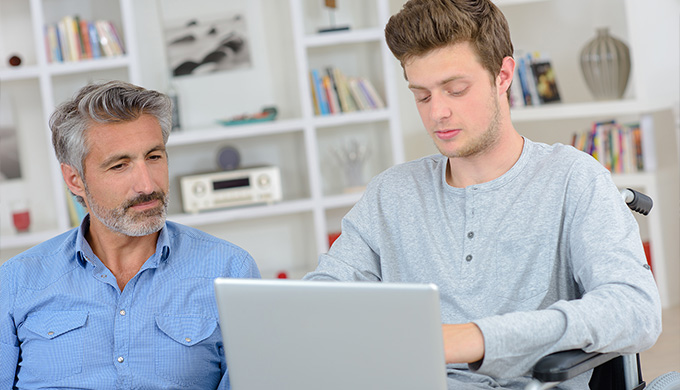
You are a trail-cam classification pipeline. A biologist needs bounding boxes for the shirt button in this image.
[466,254,473,262]
[467,231,474,239]
[185,337,192,343]
[119,309,126,316]
[47,331,54,336]
[117,356,124,363]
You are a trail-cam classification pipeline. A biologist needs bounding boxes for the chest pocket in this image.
[154,315,221,387]
[19,311,88,381]
[493,235,552,303]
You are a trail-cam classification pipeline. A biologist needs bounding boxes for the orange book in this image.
[79,19,92,59]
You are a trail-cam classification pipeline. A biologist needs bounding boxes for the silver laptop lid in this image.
[214,278,447,390]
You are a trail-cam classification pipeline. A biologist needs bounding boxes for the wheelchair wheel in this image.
[647,371,680,390]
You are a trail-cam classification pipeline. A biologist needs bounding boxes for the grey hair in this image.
[50,80,172,179]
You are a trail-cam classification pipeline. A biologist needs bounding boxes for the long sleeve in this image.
[471,171,661,378]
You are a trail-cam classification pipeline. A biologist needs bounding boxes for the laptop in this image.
[213,278,447,390]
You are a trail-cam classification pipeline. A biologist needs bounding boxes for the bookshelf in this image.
[28,0,399,276]
[491,0,680,308]
[0,0,139,251]
[121,0,403,279]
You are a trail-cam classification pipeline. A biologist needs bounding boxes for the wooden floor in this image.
[640,304,680,381]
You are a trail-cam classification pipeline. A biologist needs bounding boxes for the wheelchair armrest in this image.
[532,350,620,383]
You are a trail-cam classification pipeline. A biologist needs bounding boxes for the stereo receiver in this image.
[180,166,282,213]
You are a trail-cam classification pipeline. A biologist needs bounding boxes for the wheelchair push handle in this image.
[620,188,653,215]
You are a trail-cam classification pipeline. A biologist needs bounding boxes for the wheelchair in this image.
[525,189,680,390]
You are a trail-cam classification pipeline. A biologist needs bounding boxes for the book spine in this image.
[348,77,370,110]
[79,19,93,59]
[361,78,385,109]
[332,67,357,112]
[311,69,329,115]
[309,72,320,116]
[96,20,115,57]
[63,15,81,62]
[322,75,340,114]
[88,22,102,58]
[57,19,71,62]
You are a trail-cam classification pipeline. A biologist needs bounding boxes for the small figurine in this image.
[318,0,350,33]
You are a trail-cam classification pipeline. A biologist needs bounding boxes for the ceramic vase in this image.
[579,28,631,100]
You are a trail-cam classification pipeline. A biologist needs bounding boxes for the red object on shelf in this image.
[276,271,288,279]
[12,210,30,232]
[642,241,653,274]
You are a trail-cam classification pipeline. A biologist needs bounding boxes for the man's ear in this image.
[61,163,86,200]
[497,56,515,97]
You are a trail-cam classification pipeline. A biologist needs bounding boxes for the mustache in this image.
[123,191,166,210]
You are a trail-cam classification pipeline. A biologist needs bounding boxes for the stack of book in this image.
[44,15,125,63]
[571,120,645,174]
[509,51,561,108]
[309,67,385,116]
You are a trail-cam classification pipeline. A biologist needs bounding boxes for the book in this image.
[45,24,63,63]
[311,69,329,115]
[331,67,357,113]
[572,120,645,174]
[79,18,93,59]
[358,78,385,109]
[63,15,82,62]
[96,20,115,57]
[57,19,71,62]
[309,72,320,115]
[323,74,341,114]
[348,77,371,110]
[530,56,561,104]
[87,21,102,58]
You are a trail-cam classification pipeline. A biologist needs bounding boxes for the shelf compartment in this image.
[167,118,305,147]
[0,228,65,251]
[317,121,393,197]
[313,108,390,129]
[46,56,132,76]
[510,99,674,122]
[167,131,311,215]
[304,28,383,48]
[168,197,315,226]
[0,65,41,81]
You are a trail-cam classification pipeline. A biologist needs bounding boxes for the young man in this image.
[0,81,260,389]
[304,0,661,388]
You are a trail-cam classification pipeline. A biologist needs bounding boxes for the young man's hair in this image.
[385,0,513,84]
[50,80,172,205]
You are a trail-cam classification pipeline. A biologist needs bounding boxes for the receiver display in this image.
[213,178,250,190]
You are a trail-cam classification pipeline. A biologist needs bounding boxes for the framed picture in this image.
[164,13,252,78]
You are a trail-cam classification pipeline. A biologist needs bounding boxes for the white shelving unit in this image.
[156,0,404,278]
[495,0,680,308]
[0,0,139,253]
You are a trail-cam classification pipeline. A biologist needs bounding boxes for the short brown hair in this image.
[385,0,513,82]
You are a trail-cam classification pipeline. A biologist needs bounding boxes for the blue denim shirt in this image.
[0,216,260,389]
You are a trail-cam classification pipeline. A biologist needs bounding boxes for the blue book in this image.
[311,69,329,115]
[88,21,101,58]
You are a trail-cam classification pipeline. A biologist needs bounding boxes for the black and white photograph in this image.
[164,13,252,78]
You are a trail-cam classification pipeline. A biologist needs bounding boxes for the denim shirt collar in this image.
[74,214,171,268]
